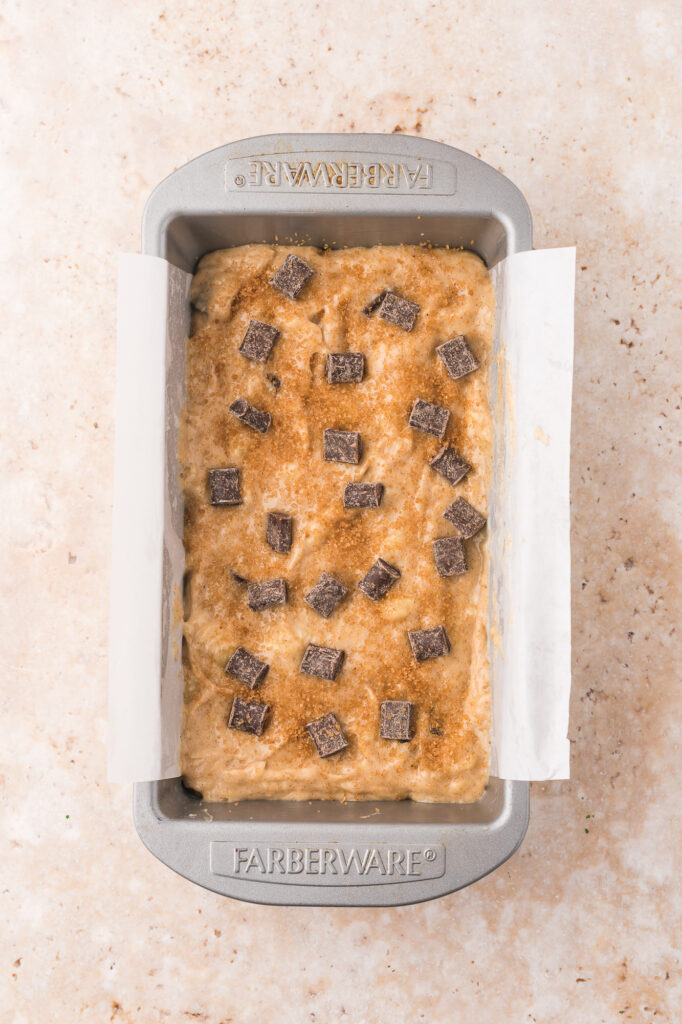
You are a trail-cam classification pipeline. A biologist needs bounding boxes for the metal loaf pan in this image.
[134,133,531,907]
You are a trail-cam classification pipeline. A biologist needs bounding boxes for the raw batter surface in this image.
[180,244,494,802]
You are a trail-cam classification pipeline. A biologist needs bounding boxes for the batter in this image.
[179,244,494,802]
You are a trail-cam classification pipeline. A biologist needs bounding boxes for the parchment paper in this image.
[108,247,575,784]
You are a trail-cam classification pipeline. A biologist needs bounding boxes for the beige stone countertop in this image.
[2,1,680,1021]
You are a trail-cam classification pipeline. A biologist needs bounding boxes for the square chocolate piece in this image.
[429,445,471,487]
[408,398,450,439]
[306,713,348,757]
[228,696,269,736]
[358,558,401,601]
[247,578,287,611]
[229,397,271,434]
[443,496,487,538]
[378,292,420,331]
[304,572,349,619]
[239,319,281,363]
[208,467,242,506]
[343,482,384,508]
[225,647,269,690]
[326,352,365,384]
[266,511,293,554]
[433,536,468,577]
[380,700,414,741]
[323,428,362,465]
[436,335,479,380]
[300,643,345,681]
[408,626,451,662]
[269,253,315,299]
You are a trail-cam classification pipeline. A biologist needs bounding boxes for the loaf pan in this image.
[134,133,531,907]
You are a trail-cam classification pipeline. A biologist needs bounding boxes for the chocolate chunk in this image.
[436,335,479,379]
[363,291,387,316]
[380,700,414,741]
[378,292,420,331]
[343,482,384,508]
[306,713,348,757]
[433,536,468,577]
[208,467,242,506]
[269,253,315,299]
[358,558,401,601]
[443,496,487,538]
[323,428,362,465]
[267,373,281,392]
[225,647,269,690]
[408,397,450,439]
[326,353,365,384]
[408,626,451,662]
[229,397,271,434]
[429,445,471,487]
[266,511,293,554]
[228,696,269,736]
[300,643,345,681]
[239,319,280,363]
[247,578,287,611]
[304,572,349,619]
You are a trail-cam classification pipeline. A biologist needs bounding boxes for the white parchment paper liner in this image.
[108,247,575,784]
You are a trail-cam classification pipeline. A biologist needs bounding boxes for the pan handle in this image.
[134,778,529,907]
[143,133,532,263]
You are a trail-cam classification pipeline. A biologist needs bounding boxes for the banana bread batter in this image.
[179,244,494,802]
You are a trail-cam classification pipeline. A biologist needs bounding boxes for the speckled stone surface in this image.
[2,1,681,1021]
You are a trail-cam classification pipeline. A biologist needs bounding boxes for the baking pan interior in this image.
[158,207,510,829]
[161,212,512,274]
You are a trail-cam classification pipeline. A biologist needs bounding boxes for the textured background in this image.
[1,1,680,1021]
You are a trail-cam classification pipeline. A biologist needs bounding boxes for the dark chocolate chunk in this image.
[432,536,468,577]
[269,253,315,299]
[267,373,282,392]
[306,713,348,757]
[408,626,451,662]
[443,496,487,538]
[208,467,242,506]
[239,319,280,363]
[358,558,401,601]
[266,511,293,554]
[408,397,450,439]
[225,647,269,690]
[363,291,388,316]
[247,578,287,611]
[228,696,269,736]
[326,352,365,384]
[229,397,271,434]
[429,445,471,487]
[323,428,362,465]
[378,292,420,331]
[300,643,345,681]
[304,572,349,619]
[436,335,479,379]
[380,700,414,741]
[343,482,384,508]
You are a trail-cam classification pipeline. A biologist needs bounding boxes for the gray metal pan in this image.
[134,133,531,907]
